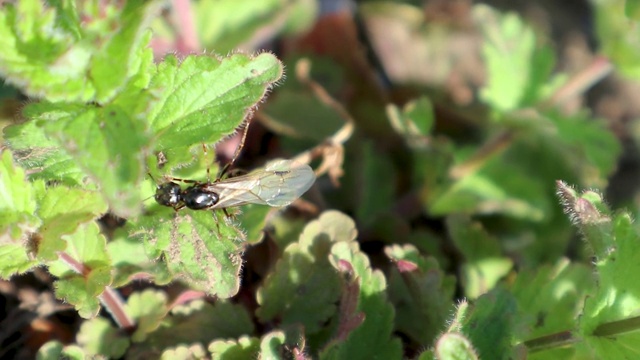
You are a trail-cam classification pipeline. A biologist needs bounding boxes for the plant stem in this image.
[523,315,640,354]
[448,130,514,179]
[57,251,134,328]
[99,287,134,329]
[522,330,576,353]
[592,315,640,337]
[543,56,613,109]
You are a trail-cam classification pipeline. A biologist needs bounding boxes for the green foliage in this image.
[131,210,245,297]
[626,0,640,20]
[208,336,260,359]
[156,0,318,54]
[0,1,160,102]
[3,0,640,359]
[256,211,345,334]
[385,244,456,346]
[50,222,111,318]
[476,4,556,112]
[147,53,282,150]
[447,216,513,299]
[510,259,593,340]
[435,333,478,360]
[596,0,640,79]
[555,183,640,358]
[1,0,283,312]
[37,342,86,360]
[319,221,404,359]
[76,317,130,358]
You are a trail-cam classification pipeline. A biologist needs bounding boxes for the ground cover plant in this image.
[1,0,640,359]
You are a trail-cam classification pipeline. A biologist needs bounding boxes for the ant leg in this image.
[164,176,200,184]
[204,144,230,182]
[222,208,238,222]
[211,210,222,236]
[217,162,231,181]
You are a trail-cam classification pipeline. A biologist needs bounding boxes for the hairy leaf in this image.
[0,150,39,276]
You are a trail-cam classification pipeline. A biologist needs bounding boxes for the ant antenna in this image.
[143,172,159,202]
[147,172,158,183]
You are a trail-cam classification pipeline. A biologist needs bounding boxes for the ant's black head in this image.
[154,182,182,208]
[182,185,219,210]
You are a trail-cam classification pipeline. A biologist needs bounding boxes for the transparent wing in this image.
[204,159,316,209]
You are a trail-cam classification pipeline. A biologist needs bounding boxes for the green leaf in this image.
[625,0,640,20]
[385,244,456,346]
[546,110,621,186]
[0,150,40,277]
[475,5,555,111]
[0,245,38,278]
[3,119,85,186]
[0,0,91,101]
[125,289,169,343]
[269,212,308,253]
[146,299,254,350]
[208,336,260,359]
[447,216,513,299]
[148,53,283,150]
[76,318,130,358]
[417,349,436,360]
[32,102,148,218]
[160,344,207,360]
[510,259,593,341]
[577,334,640,359]
[559,183,640,357]
[596,1,640,79]
[0,150,37,213]
[89,2,160,102]
[460,288,519,359]
[108,228,171,287]
[387,96,435,145]
[356,141,396,225]
[198,1,285,52]
[49,222,112,318]
[53,267,111,319]
[190,0,317,53]
[434,333,478,360]
[37,341,66,360]
[430,155,550,220]
[0,1,160,102]
[131,210,244,298]
[35,186,107,260]
[319,215,403,359]
[266,327,312,356]
[426,109,617,266]
[238,204,271,245]
[144,142,220,192]
[259,331,288,358]
[37,342,86,360]
[256,211,350,333]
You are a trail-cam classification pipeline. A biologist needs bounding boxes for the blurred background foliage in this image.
[2,0,640,358]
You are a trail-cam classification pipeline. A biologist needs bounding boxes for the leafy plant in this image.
[1,0,640,359]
